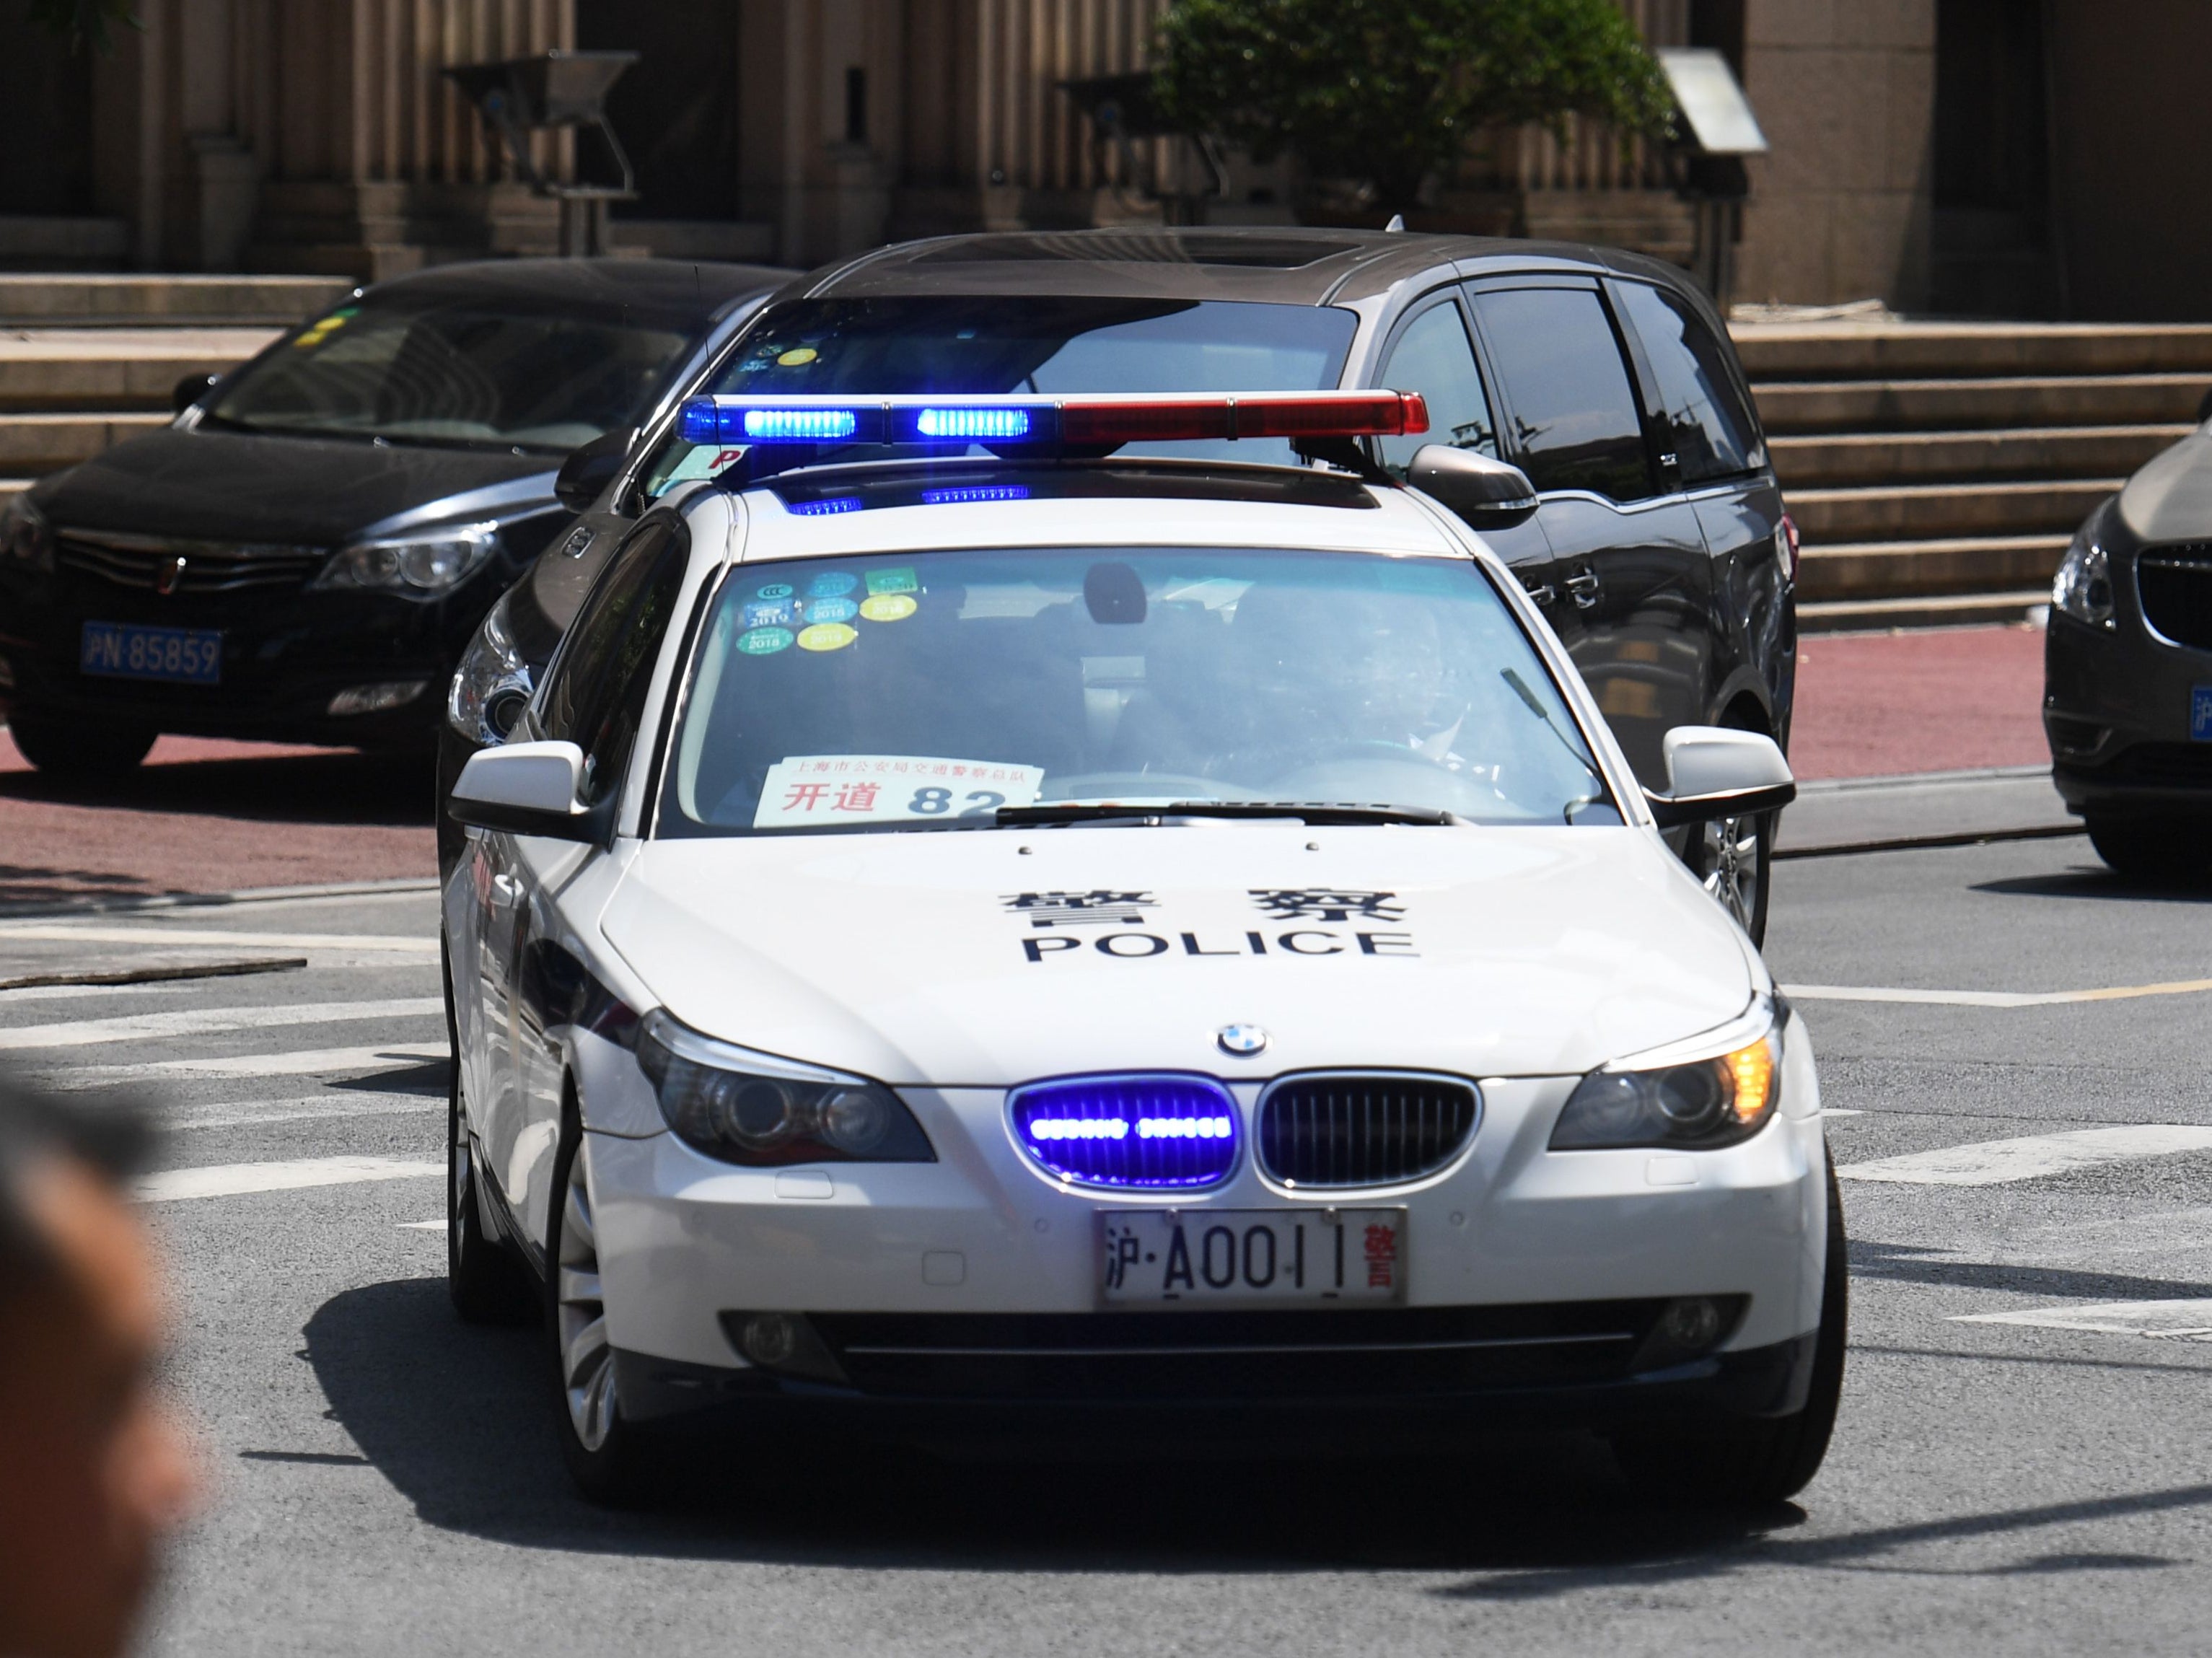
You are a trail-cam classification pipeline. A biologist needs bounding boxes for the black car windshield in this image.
[642,297,1358,490]
[662,545,1616,836]
[206,296,690,452]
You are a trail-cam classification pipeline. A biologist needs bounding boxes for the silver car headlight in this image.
[634,1009,934,1167]
[0,494,53,574]
[315,519,498,599]
[1550,999,1784,1151]
[2051,524,2115,628]
[447,591,533,744]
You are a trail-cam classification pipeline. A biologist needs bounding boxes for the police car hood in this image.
[600,825,1758,1085]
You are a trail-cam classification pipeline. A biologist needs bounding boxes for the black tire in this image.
[5,711,154,779]
[546,1097,660,1506]
[443,940,534,1325]
[1687,806,1775,947]
[1612,1157,1848,1506]
[2086,815,2209,885]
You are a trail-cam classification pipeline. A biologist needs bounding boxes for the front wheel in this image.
[1611,1157,1848,1506]
[548,1108,659,1505]
[5,711,155,780]
[1687,807,1774,946]
[2086,815,2208,885]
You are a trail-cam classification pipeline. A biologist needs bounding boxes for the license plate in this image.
[1100,1209,1405,1307]
[2193,685,2212,742]
[79,620,221,685]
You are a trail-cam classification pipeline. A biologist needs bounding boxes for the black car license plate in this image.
[79,620,222,685]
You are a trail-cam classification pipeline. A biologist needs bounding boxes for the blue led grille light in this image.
[1010,1076,1240,1188]
[913,406,1032,441]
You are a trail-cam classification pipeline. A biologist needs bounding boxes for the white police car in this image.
[442,391,1843,1506]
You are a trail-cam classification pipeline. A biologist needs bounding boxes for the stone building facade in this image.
[0,0,2202,318]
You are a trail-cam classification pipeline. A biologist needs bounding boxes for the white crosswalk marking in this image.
[0,926,438,955]
[137,1156,443,1203]
[1838,1125,2212,1186]
[160,1095,444,1133]
[1954,1300,2212,1340]
[0,997,442,1053]
[1785,977,2212,1007]
[62,1041,447,1085]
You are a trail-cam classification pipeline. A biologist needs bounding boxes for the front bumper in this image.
[582,1045,1830,1430]
[2045,595,2212,820]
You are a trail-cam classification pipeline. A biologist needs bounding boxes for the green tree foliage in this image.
[22,0,141,52]
[1154,0,1675,218]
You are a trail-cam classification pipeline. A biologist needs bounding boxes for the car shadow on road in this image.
[1973,867,2212,903]
[305,1276,1808,1577]
[0,750,431,827]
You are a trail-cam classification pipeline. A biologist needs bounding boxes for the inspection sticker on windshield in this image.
[754,756,1044,828]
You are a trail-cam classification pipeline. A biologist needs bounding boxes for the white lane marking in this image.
[137,1155,442,1203]
[1838,1125,2212,1186]
[0,998,442,1053]
[61,1041,447,1084]
[1953,1299,2212,1341]
[1784,977,2212,1008]
[161,1095,442,1133]
[1822,1109,1865,1118]
[0,926,437,955]
[398,1219,448,1231]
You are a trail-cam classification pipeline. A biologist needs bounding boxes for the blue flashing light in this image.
[678,398,720,445]
[914,405,1032,441]
[789,496,861,517]
[920,484,1031,506]
[1010,1076,1240,1188]
[743,406,859,442]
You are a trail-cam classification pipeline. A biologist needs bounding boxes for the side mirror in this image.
[173,372,220,414]
[447,740,609,842]
[1407,445,1540,527]
[555,428,635,513]
[1644,727,1796,828]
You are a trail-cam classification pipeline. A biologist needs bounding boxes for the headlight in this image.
[2052,525,2115,628]
[447,592,533,744]
[634,1009,934,1167]
[1550,1001,1783,1151]
[0,494,53,573]
[315,520,498,598]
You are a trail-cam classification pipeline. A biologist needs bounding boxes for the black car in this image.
[448,228,1794,936]
[2045,425,2212,878]
[0,257,789,778]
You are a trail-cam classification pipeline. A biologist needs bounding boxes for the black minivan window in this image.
[1374,299,1497,478]
[537,521,690,804]
[1612,281,1763,483]
[1470,288,1651,503]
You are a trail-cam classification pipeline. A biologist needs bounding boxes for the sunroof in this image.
[911,232,1366,269]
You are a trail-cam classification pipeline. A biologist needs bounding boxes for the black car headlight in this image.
[2051,524,2114,628]
[1550,1002,1783,1151]
[635,1009,934,1167]
[315,520,498,599]
[447,592,533,744]
[0,494,53,574]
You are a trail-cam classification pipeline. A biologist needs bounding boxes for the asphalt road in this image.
[8,829,2212,1657]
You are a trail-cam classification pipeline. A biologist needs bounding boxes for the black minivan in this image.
[0,258,787,777]
[450,229,1795,936]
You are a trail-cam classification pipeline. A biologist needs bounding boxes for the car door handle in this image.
[1519,578,1558,606]
[1566,568,1601,609]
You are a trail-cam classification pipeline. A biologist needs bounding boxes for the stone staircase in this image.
[1735,321,2212,631]
[0,275,350,507]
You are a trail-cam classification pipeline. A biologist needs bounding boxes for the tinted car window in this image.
[1374,299,1497,478]
[209,297,687,452]
[537,520,691,803]
[1470,288,1651,502]
[1612,281,1763,483]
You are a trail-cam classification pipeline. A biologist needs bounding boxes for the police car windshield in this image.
[643,297,1357,491]
[663,545,1617,837]
[206,295,688,452]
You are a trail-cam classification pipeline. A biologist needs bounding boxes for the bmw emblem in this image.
[1216,1022,1270,1057]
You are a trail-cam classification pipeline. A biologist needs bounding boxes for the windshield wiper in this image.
[991,801,1462,828]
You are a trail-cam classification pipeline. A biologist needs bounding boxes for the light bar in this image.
[675,392,1428,451]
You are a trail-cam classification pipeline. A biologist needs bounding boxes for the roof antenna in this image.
[1382,214,1406,233]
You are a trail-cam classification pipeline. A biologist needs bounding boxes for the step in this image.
[1795,535,2068,602]
[1754,374,2211,435]
[0,477,26,504]
[1732,321,2212,381]
[1785,477,2117,542]
[1796,589,2050,633]
[0,329,277,411]
[0,275,349,327]
[1770,424,2187,489]
[0,412,168,473]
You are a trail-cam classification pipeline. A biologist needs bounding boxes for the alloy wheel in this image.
[556,1152,618,1452]
[1699,811,1763,934]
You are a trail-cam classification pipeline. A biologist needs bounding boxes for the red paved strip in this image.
[0,729,434,908]
[1789,623,2048,781]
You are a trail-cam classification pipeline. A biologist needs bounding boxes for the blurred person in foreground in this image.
[0,1083,198,1658]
